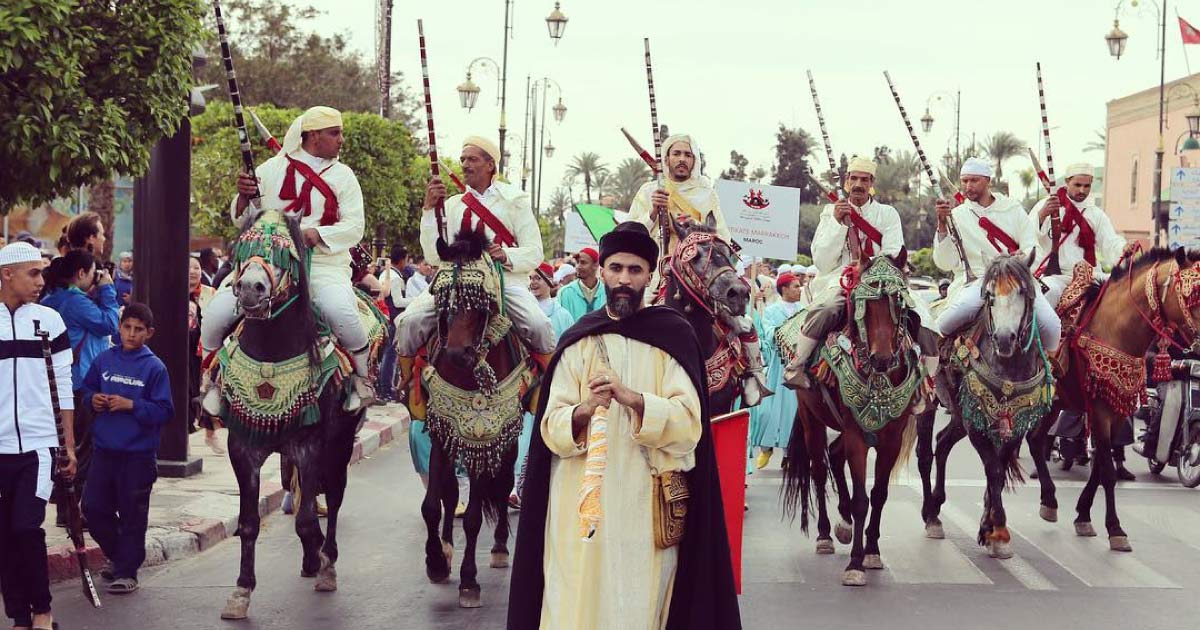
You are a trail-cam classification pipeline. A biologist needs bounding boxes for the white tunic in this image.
[933,192,1039,298]
[1027,197,1126,271]
[809,198,904,305]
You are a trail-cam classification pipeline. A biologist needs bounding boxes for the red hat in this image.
[535,262,556,285]
[578,247,599,263]
[776,272,798,291]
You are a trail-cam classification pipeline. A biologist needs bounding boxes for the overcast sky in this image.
[295,0,1198,205]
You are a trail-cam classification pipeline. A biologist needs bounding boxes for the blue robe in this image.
[752,300,805,450]
[556,278,606,321]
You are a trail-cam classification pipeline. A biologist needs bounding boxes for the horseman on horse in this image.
[782,156,938,390]
[200,106,379,414]
[626,132,772,407]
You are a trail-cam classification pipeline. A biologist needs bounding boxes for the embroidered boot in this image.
[345,347,377,412]
[740,336,774,407]
[782,334,822,390]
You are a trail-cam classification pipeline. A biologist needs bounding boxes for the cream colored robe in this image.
[539,333,702,630]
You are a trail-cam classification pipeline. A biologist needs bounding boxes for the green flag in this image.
[573,203,618,241]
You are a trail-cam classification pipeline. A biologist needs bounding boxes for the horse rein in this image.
[668,231,740,319]
[1130,258,1200,354]
[236,255,297,320]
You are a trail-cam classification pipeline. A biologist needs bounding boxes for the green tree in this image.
[1,0,204,208]
[564,152,607,204]
[770,124,819,204]
[720,150,749,181]
[909,247,949,280]
[612,157,651,210]
[748,166,768,184]
[983,131,1027,194]
[190,101,422,247]
[1018,167,1036,201]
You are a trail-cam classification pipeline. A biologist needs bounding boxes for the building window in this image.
[1130,157,1138,204]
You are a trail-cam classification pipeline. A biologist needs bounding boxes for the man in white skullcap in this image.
[932,157,1060,348]
[1028,162,1128,306]
[201,105,377,412]
[626,132,770,404]
[396,136,554,387]
[782,156,937,388]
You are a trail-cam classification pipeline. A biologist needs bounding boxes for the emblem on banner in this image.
[742,189,770,209]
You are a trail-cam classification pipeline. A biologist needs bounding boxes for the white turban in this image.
[0,242,42,267]
[778,263,794,275]
[805,265,818,276]
[282,106,344,154]
[1064,163,1094,179]
[960,157,994,179]
[553,263,576,284]
[846,156,877,176]
[463,136,502,164]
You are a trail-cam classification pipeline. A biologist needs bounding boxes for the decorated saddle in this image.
[410,256,542,478]
[209,211,389,443]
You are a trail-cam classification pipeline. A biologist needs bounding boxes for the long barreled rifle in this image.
[884,70,975,282]
[807,69,862,259]
[643,38,669,254]
[213,0,261,212]
[247,109,282,153]
[417,19,448,245]
[34,323,101,608]
[1035,62,1063,276]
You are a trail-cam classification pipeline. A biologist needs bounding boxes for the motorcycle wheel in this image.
[1148,458,1167,475]
[1178,422,1200,489]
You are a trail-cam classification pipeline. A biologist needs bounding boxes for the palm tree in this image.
[983,131,1027,193]
[564,152,608,203]
[612,157,652,210]
[593,170,612,201]
[1018,168,1035,200]
[1083,129,1106,153]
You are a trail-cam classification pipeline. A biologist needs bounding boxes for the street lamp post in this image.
[921,90,962,172]
[453,1,515,173]
[546,2,568,43]
[531,77,566,213]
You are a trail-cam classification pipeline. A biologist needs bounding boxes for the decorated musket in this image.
[643,38,669,254]
[883,71,975,283]
[247,109,282,153]
[806,70,844,204]
[417,19,448,244]
[34,323,101,608]
[212,0,261,209]
[1035,62,1063,276]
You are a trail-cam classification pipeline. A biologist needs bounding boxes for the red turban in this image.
[776,272,798,291]
[578,247,599,263]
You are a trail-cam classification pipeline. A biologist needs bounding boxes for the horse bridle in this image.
[844,259,913,375]
[235,255,298,320]
[980,283,1036,353]
[1136,259,1200,354]
[668,231,741,318]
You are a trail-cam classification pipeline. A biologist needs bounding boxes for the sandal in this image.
[107,578,138,594]
[30,622,58,630]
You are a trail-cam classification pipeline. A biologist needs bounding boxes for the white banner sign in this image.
[1169,167,1200,250]
[715,179,800,260]
[563,209,598,253]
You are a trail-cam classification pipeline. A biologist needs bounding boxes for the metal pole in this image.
[498,0,511,174]
[536,78,549,214]
[954,89,961,167]
[521,75,531,191]
[1154,0,1168,246]
[530,82,539,211]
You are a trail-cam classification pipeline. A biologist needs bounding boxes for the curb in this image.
[47,405,407,582]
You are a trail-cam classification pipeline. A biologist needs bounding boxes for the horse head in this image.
[667,214,748,329]
[979,251,1039,360]
[231,211,309,322]
[430,229,510,386]
[848,248,910,374]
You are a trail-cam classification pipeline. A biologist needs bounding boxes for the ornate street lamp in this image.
[544,139,556,158]
[920,108,934,134]
[1106,19,1129,59]
[456,74,481,111]
[546,2,568,43]
[552,98,567,123]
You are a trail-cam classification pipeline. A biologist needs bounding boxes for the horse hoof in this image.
[835,520,853,545]
[989,541,1013,560]
[490,551,510,568]
[925,523,945,539]
[863,554,884,570]
[459,587,482,609]
[314,554,337,592]
[443,541,455,566]
[220,587,252,620]
[815,538,835,555]
[842,569,867,587]
[1039,506,1058,523]
[1109,536,1133,552]
[1075,522,1097,537]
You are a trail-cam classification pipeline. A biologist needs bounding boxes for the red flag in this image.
[1181,16,1200,44]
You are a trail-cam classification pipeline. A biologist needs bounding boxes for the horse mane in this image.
[437,228,491,264]
[281,217,322,366]
[981,253,1037,298]
[1108,246,1200,282]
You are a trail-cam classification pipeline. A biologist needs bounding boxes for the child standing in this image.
[80,303,173,594]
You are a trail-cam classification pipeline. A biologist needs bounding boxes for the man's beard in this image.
[607,285,644,319]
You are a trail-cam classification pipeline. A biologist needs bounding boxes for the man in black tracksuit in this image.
[0,242,77,630]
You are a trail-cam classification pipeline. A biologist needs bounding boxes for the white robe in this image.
[539,333,702,630]
[1027,196,1126,272]
[933,192,1039,300]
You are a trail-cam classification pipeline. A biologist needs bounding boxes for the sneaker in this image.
[755,449,773,470]
[206,434,226,455]
[455,502,467,518]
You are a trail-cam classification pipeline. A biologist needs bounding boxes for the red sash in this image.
[460,192,517,247]
[1056,188,1097,266]
[279,156,339,226]
[847,210,883,256]
[978,216,1019,254]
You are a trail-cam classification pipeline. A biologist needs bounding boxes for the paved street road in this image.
[51,417,1200,629]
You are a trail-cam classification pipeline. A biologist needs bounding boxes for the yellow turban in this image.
[463,136,502,163]
[846,156,877,176]
[282,106,344,154]
[1064,163,1094,179]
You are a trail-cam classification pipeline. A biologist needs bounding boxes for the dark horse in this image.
[418,229,530,608]
[216,211,378,619]
[782,251,923,586]
[659,214,752,415]
[921,253,1051,560]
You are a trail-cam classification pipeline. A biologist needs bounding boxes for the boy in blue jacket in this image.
[80,303,174,594]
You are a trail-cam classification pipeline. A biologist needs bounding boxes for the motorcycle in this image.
[1133,359,1200,488]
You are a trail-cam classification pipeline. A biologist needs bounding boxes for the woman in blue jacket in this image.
[41,249,120,524]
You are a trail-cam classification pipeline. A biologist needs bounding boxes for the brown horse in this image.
[782,251,922,587]
[418,229,532,608]
[1024,247,1200,551]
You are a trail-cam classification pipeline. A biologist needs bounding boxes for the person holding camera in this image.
[41,249,120,527]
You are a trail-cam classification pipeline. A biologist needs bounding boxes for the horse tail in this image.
[1003,444,1026,490]
[479,474,509,526]
[781,411,813,535]
[891,411,921,483]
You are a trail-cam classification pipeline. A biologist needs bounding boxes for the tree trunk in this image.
[88,178,116,262]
